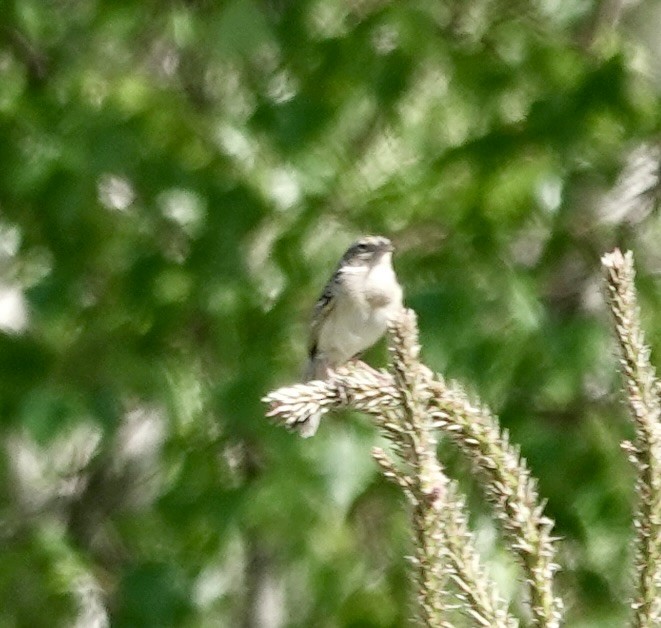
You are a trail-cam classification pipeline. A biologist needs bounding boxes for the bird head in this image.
[342,235,394,267]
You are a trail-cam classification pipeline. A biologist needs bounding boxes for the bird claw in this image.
[326,367,350,407]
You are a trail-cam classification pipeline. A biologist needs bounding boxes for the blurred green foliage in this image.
[0,0,660,625]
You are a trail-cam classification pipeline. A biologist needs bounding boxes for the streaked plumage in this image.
[298,235,403,436]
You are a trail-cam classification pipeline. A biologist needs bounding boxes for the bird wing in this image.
[308,271,340,358]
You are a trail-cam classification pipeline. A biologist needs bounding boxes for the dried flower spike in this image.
[602,248,661,626]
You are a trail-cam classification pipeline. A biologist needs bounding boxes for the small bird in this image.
[298,235,404,437]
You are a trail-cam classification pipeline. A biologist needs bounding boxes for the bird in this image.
[297,235,404,437]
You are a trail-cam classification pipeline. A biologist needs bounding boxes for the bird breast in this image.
[317,255,402,365]
[363,254,402,307]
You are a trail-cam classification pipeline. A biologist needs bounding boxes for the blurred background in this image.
[1,0,660,626]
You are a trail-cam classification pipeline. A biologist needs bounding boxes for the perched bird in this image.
[298,235,403,437]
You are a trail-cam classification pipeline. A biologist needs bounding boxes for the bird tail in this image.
[295,354,330,438]
[297,412,321,438]
[303,354,330,382]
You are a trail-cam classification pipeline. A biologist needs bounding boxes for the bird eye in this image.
[356,243,369,252]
